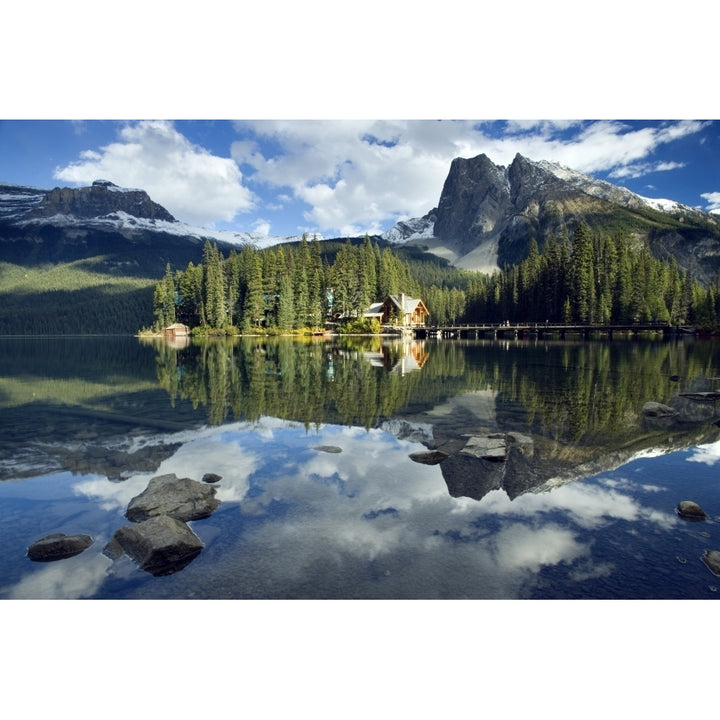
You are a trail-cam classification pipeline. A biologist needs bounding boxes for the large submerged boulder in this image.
[110,515,204,576]
[641,402,678,418]
[461,434,507,461]
[409,450,449,465]
[27,533,93,561]
[676,500,708,521]
[702,550,720,577]
[126,473,220,522]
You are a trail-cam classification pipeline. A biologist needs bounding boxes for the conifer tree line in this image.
[462,224,720,328]
[152,224,720,333]
[153,234,427,332]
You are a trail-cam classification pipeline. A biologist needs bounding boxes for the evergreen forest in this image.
[151,224,720,334]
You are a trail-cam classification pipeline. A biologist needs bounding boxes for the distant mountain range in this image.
[0,179,319,277]
[2,153,720,285]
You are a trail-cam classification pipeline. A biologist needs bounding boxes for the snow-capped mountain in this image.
[3,153,720,286]
[0,180,322,272]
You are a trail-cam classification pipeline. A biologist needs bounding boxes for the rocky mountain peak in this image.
[26,180,177,222]
[388,152,720,282]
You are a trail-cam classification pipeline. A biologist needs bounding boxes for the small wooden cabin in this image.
[164,322,190,338]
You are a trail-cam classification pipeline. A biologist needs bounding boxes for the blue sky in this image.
[2,119,719,239]
[2,6,718,240]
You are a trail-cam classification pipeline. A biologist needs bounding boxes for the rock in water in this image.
[126,473,220,522]
[676,500,708,521]
[409,450,449,465]
[111,515,204,576]
[641,402,678,418]
[201,473,222,484]
[27,533,93,561]
[461,435,507,461]
[701,550,720,577]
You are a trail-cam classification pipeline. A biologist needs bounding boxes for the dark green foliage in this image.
[0,260,156,334]
[463,223,719,330]
[161,236,426,333]
[153,224,720,334]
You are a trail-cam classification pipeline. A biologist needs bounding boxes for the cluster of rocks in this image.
[410,430,538,501]
[675,500,720,578]
[26,472,222,578]
[411,431,533,466]
[104,473,221,576]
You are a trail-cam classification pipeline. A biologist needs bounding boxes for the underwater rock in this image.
[409,450,449,465]
[679,391,720,402]
[27,533,93,562]
[461,434,507,461]
[641,402,678,418]
[126,473,220,522]
[110,515,204,576]
[676,500,708,521]
[701,550,720,577]
[313,445,342,453]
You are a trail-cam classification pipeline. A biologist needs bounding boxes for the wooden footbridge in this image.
[413,322,694,340]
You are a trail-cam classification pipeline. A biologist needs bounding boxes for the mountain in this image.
[0,180,318,276]
[0,179,330,334]
[382,153,720,284]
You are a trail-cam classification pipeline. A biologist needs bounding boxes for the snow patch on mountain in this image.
[380,212,436,244]
[0,183,322,249]
[535,158,704,216]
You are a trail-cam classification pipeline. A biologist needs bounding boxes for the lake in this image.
[1,333,719,599]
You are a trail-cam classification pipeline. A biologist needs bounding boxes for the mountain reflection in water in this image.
[0,335,719,599]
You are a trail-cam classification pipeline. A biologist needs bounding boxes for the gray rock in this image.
[110,515,204,576]
[126,473,220,522]
[641,402,678,418]
[409,450,449,465]
[676,500,708,521]
[679,391,720,402]
[461,434,507,461]
[202,473,222,484]
[313,445,342,454]
[701,550,720,577]
[27,533,93,562]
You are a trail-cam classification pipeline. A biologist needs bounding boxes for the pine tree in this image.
[242,250,265,330]
[152,263,176,329]
[202,241,227,329]
[569,223,595,323]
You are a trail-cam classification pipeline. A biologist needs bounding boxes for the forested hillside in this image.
[151,226,720,335]
[0,259,156,334]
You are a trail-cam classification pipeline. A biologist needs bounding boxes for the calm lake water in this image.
[1,333,719,599]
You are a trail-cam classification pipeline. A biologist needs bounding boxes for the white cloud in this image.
[54,120,255,227]
[230,119,709,237]
[46,119,711,237]
[701,191,720,214]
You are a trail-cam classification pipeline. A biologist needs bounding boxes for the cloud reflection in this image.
[20,416,704,598]
[163,420,681,597]
[687,439,720,466]
[4,551,112,599]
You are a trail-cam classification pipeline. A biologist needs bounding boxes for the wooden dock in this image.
[413,322,694,340]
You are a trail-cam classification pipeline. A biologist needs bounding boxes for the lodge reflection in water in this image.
[147,335,720,502]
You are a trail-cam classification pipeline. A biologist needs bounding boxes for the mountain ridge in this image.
[381,153,720,283]
[2,152,720,286]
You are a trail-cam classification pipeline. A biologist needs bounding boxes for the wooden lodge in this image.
[365,293,429,327]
